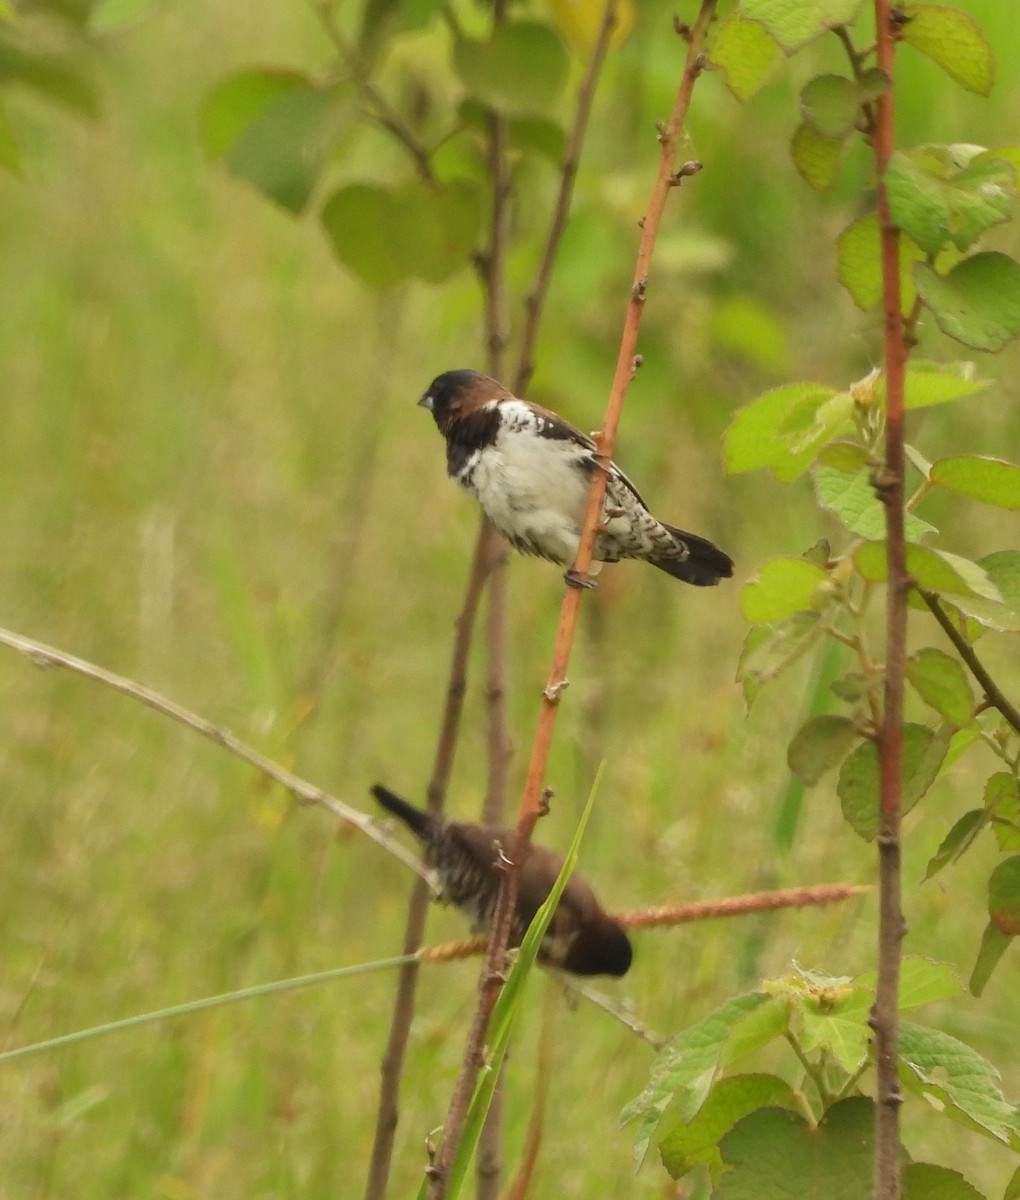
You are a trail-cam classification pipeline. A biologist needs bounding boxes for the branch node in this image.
[543,677,570,703]
[655,120,668,144]
[539,787,554,816]
[631,354,644,375]
[632,275,648,302]
[673,16,692,40]
[637,216,646,229]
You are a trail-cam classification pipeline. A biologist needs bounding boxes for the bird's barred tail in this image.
[371,784,438,841]
[651,526,734,587]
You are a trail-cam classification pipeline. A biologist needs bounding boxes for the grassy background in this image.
[1,1,1019,1196]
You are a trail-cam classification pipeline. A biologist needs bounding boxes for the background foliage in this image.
[1,0,1018,1195]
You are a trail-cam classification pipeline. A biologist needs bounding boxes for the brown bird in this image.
[418,369,733,587]
[371,784,632,977]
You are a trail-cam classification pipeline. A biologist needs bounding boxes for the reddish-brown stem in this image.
[424,6,717,1194]
[872,2,908,1196]
[364,527,493,1200]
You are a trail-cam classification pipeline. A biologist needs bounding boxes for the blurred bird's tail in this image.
[371,784,437,841]
[650,527,734,587]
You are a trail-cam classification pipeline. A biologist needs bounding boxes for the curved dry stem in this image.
[0,626,432,886]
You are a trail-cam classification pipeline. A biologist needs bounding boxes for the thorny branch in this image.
[425,4,719,1195]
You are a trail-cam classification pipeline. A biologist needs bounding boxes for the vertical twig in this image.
[425,6,717,1196]
[477,8,514,1188]
[871,3,907,1196]
[364,528,493,1200]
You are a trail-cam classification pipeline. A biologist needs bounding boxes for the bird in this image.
[418,368,733,587]
[371,784,632,977]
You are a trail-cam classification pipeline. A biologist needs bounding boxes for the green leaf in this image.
[660,1074,796,1181]
[1006,1164,1020,1200]
[899,1021,1020,1144]
[798,986,873,1073]
[838,724,952,841]
[741,0,866,52]
[898,360,992,409]
[915,253,1020,352]
[987,773,1020,853]
[322,179,483,288]
[925,809,985,879]
[508,116,566,162]
[88,0,159,32]
[837,213,926,311]
[799,74,859,138]
[906,647,975,726]
[970,923,1013,998]
[855,542,1003,603]
[854,956,962,1010]
[454,22,568,117]
[724,383,850,482]
[931,456,1020,510]
[787,715,857,786]
[709,12,780,101]
[200,68,310,159]
[814,464,936,541]
[622,993,780,1165]
[903,1162,988,1200]
[791,121,845,192]
[359,0,443,60]
[901,3,994,96]
[741,558,831,624]
[736,613,825,708]
[224,84,341,212]
[886,150,1015,257]
[988,856,1020,936]
[981,551,1020,618]
[716,1098,874,1196]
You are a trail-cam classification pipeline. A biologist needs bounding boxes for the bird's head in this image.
[418,369,509,432]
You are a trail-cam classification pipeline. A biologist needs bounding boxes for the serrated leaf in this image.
[838,724,952,841]
[903,1162,987,1200]
[817,441,869,472]
[916,253,1020,352]
[660,1074,796,1181]
[907,647,975,726]
[837,213,926,311]
[741,558,831,624]
[798,986,873,1073]
[901,3,994,96]
[787,715,858,786]
[724,383,849,482]
[800,73,859,138]
[987,856,1020,937]
[791,121,845,191]
[886,150,1015,257]
[622,993,777,1165]
[454,22,567,117]
[741,0,865,52]
[709,12,779,101]
[931,456,1020,510]
[716,1098,874,1196]
[926,809,985,879]
[981,551,1020,618]
[814,464,937,541]
[899,1021,1020,1143]
[855,542,1003,603]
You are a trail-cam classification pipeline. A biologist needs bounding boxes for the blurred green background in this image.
[1,1,1018,1195]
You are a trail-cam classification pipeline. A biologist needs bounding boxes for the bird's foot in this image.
[564,567,597,590]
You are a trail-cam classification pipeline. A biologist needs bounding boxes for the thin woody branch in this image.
[0,626,433,886]
[425,7,719,1193]
[871,2,909,1196]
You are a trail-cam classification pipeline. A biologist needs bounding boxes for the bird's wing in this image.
[521,402,651,510]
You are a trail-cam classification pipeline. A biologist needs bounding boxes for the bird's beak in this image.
[418,393,434,411]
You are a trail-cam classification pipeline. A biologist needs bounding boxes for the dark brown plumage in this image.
[418,368,733,587]
[371,784,632,977]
